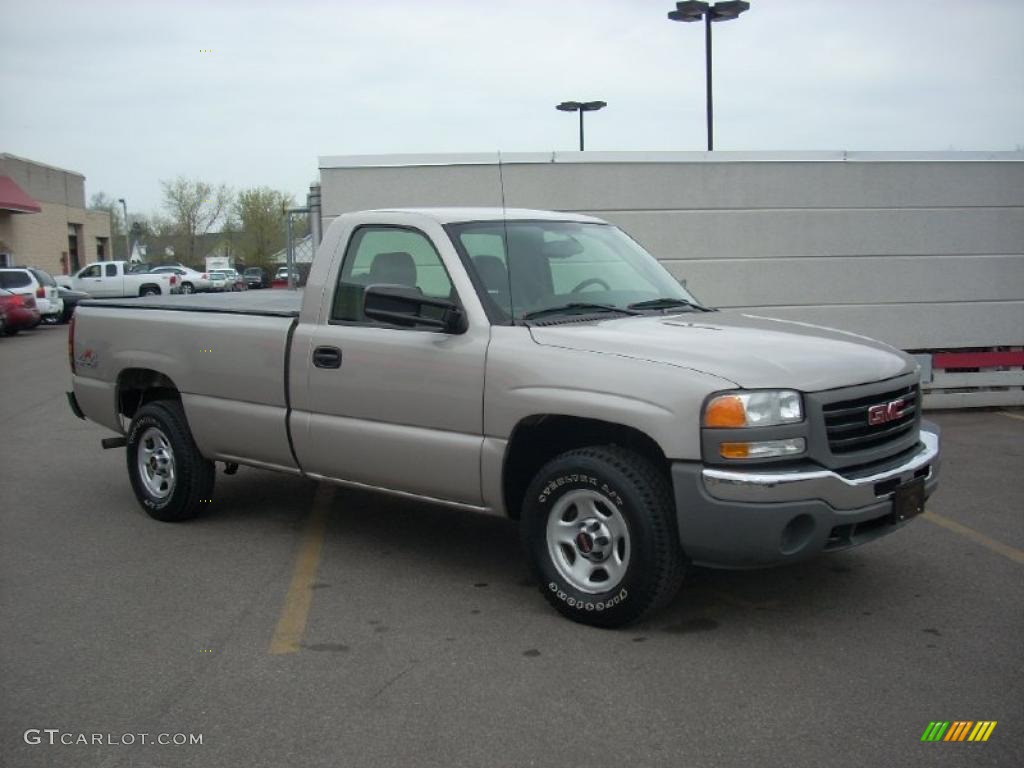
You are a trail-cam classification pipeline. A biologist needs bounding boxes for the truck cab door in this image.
[76,264,104,296]
[290,222,489,507]
[100,262,121,297]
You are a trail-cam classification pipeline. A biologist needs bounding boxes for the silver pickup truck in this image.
[67,208,940,627]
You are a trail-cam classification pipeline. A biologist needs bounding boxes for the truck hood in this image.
[527,310,916,391]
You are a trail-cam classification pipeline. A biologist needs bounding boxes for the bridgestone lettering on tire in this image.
[126,401,214,522]
[521,445,685,627]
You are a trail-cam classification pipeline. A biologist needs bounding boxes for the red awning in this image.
[0,176,42,213]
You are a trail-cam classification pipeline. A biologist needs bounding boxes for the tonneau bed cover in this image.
[79,291,301,318]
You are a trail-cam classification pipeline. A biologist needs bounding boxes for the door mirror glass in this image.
[363,284,466,333]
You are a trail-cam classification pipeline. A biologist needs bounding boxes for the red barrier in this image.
[932,351,1024,369]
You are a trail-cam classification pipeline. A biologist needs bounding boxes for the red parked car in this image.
[0,288,41,335]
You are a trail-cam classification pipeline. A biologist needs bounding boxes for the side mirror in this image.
[363,284,466,333]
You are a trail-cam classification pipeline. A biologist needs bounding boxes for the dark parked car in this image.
[243,267,269,289]
[52,286,91,324]
[0,288,41,334]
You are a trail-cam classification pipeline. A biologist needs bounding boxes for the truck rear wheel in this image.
[521,446,685,627]
[126,401,214,522]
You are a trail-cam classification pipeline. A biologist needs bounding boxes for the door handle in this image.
[312,346,342,369]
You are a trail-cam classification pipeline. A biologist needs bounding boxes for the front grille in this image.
[822,383,918,455]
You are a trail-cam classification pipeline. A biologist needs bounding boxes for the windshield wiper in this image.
[627,297,712,312]
[522,302,641,322]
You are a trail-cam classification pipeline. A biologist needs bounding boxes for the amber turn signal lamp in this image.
[719,442,751,459]
[704,395,746,428]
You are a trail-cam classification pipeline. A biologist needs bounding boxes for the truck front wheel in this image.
[521,446,685,627]
[126,401,214,522]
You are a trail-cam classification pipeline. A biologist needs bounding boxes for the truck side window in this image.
[105,263,118,277]
[80,265,102,278]
[331,226,456,324]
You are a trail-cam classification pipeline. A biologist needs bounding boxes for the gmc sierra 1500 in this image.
[68,208,940,626]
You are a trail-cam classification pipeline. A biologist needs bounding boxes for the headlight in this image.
[703,390,803,428]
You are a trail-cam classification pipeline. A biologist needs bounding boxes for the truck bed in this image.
[72,293,300,470]
[79,290,302,317]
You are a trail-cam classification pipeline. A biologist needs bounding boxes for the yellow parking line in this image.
[922,511,1024,566]
[269,483,335,654]
[1000,410,1024,422]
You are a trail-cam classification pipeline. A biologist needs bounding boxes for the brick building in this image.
[0,153,112,275]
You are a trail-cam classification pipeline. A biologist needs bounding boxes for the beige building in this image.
[0,153,112,275]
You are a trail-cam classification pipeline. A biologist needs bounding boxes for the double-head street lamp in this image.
[556,100,607,151]
[667,1,750,151]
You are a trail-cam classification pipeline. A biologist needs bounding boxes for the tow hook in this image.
[224,462,239,475]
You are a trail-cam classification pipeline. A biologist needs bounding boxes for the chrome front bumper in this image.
[702,425,940,511]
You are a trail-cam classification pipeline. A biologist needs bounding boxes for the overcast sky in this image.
[2,0,1022,215]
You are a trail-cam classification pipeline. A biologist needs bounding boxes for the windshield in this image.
[447,220,698,323]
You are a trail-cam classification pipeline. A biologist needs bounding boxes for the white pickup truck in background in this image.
[57,261,178,297]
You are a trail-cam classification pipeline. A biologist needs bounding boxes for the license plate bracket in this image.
[892,478,926,522]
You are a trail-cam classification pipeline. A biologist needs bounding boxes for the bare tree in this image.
[160,177,233,264]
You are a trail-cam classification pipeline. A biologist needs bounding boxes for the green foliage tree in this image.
[234,187,293,268]
[160,177,233,264]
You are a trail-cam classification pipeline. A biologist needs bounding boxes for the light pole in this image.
[117,198,129,260]
[667,1,749,151]
[556,100,607,151]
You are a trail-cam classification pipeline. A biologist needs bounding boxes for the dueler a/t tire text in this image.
[521,445,685,628]
[126,401,215,522]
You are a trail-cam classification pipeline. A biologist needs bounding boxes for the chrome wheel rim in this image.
[181,284,194,294]
[546,489,630,594]
[137,427,175,499]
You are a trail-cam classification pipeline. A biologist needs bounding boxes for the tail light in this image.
[170,275,177,285]
[68,315,76,373]
[201,273,208,279]
[23,295,37,308]
[36,285,45,298]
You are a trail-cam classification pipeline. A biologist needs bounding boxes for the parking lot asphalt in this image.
[1,325,1022,768]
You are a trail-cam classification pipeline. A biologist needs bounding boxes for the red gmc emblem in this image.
[867,399,905,426]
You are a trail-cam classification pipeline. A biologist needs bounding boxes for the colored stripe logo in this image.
[921,721,997,742]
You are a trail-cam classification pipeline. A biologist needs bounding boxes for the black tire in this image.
[140,287,160,297]
[4,327,18,336]
[521,446,685,628]
[126,401,214,522]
